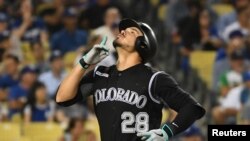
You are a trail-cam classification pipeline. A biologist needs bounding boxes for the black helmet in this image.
[118,19,158,62]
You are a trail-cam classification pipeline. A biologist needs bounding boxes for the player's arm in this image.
[55,65,86,103]
[157,74,205,136]
[56,36,109,106]
[138,73,205,141]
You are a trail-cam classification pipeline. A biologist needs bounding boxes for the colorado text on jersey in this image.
[94,87,147,109]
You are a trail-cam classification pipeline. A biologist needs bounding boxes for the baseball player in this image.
[56,19,205,141]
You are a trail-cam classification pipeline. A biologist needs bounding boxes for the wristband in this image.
[79,58,90,69]
[162,124,174,138]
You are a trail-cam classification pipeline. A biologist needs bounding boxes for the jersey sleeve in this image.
[76,69,95,96]
[56,67,96,107]
[151,73,205,137]
[152,73,197,110]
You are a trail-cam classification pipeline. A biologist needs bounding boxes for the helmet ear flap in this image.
[135,36,150,62]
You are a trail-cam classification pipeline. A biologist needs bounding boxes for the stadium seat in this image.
[212,4,234,16]
[150,0,159,7]
[158,4,168,21]
[21,42,35,64]
[85,118,101,141]
[0,123,21,141]
[11,113,23,123]
[190,51,216,89]
[23,122,63,141]
[19,137,31,141]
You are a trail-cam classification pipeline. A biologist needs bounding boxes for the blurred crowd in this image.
[0,0,170,140]
[166,0,250,127]
[1,0,250,141]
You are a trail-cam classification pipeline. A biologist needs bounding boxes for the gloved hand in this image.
[79,36,109,68]
[137,129,169,141]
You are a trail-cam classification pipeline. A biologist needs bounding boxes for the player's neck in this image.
[116,52,141,71]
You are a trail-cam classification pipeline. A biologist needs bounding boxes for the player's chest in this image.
[93,71,149,93]
[92,72,150,109]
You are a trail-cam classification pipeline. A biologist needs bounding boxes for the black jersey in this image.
[76,63,200,141]
[79,63,163,141]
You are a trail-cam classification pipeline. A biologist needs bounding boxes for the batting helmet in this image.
[118,18,158,62]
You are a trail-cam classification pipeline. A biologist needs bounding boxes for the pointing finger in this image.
[100,36,108,46]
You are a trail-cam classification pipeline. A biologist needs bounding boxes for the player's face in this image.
[113,27,143,52]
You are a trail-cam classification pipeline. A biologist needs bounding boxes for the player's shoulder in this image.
[143,64,170,76]
[94,65,112,72]
[144,65,178,84]
[92,65,113,78]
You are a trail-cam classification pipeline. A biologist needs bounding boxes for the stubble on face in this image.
[113,38,122,48]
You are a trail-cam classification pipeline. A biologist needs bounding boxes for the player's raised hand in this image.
[80,36,109,68]
[137,129,169,141]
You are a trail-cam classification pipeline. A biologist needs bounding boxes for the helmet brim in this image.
[119,19,144,34]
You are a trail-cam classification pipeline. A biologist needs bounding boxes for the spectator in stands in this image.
[0,87,8,121]
[212,30,246,91]
[60,118,85,141]
[0,55,19,121]
[30,41,50,74]
[218,49,245,97]
[167,0,217,36]
[238,71,250,124]
[181,125,203,141]
[0,0,8,13]
[0,27,24,62]
[239,104,250,124]
[165,0,189,32]
[221,5,250,42]
[0,54,20,89]
[0,12,8,33]
[177,0,201,50]
[79,0,113,29]
[0,51,20,122]
[11,0,48,50]
[175,0,201,73]
[55,109,69,129]
[0,12,20,61]
[24,81,55,123]
[199,9,221,50]
[0,30,10,62]
[212,71,250,124]
[39,6,63,37]
[93,7,121,52]
[93,7,121,66]
[39,50,67,98]
[57,103,89,122]
[8,66,37,119]
[216,0,249,36]
[175,7,220,51]
[50,7,88,54]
